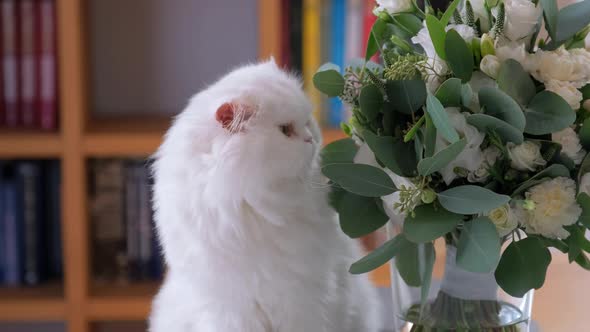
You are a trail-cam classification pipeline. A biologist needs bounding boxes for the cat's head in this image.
[159,60,322,194]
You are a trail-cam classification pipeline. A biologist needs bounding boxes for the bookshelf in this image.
[0,1,346,331]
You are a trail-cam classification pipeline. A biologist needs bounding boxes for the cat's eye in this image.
[279,123,295,137]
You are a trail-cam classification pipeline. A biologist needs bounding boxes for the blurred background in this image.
[0,0,587,331]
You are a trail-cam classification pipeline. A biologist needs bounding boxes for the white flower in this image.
[529,47,590,88]
[412,24,448,92]
[468,146,501,183]
[435,108,485,184]
[507,141,546,171]
[373,0,413,15]
[552,127,586,164]
[480,55,501,79]
[544,80,583,111]
[495,42,532,69]
[485,204,519,236]
[502,0,542,42]
[522,177,582,239]
[447,24,477,43]
[579,173,590,196]
[465,0,491,32]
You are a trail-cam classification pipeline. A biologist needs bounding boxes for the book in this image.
[1,0,19,127]
[320,0,332,125]
[44,160,62,278]
[303,0,321,123]
[38,0,57,130]
[125,160,140,280]
[137,163,152,279]
[2,163,23,286]
[328,0,346,127]
[280,0,291,68]
[0,162,5,283]
[363,0,378,62]
[289,0,303,74]
[19,0,36,127]
[345,0,363,62]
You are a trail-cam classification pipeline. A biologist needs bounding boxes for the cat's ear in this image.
[215,102,254,132]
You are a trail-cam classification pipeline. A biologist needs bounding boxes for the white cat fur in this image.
[149,60,379,332]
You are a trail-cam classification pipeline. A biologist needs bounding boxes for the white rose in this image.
[545,80,583,111]
[529,47,590,88]
[464,0,491,32]
[485,204,519,237]
[373,0,413,15]
[522,177,582,239]
[552,127,586,164]
[502,0,542,42]
[579,173,590,196]
[480,55,501,79]
[435,108,485,184]
[468,146,501,183]
[495,42,533,70]
[507,141,546,171]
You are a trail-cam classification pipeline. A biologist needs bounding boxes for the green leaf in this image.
[386,80,427,115]
[479,87,526,131]
[575,252,590,270]
[366,19,387,60]
[578,152,590,183]
[395,239,422,287]
[537,236,569,253]
[497,59,536,107]
[456,217,502,273]
[461,83,473,107]
[524,91,576,135]
[556,0,590,43]
[322,163,396,197]
[359,84,384,121]
[540,0,559,41]
[577,193,590,229]
[417,138,467,176]
[437,185,511,214]
[364,130,417,177]
[426,93,459,143]
[393,13,423,36]
[424,114,437,158]
[425,15,447,59]
[350,234,407,274]
[320,138,358,167]
[313,63,345,97]
[445,29,474,82]
[440,0,462,26]
[495,237,552,298]
[512,164,570,196]
[579,118,590,150]
[466,114,524,144]
[420,243,436,314]
[435,78,462,107]
[404,204,463,243]
[337,191,389,238]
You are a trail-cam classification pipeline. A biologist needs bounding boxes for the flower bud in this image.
[480,33,495,57]
[421,189,437,204]
[480,55,501,79]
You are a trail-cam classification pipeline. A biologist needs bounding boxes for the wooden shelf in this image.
[86,282,158,320]
[0,131,62,158]
[0,283,66,320]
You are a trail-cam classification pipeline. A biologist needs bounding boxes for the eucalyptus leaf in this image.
[420,243,436,314]
[445,29,473,82]
[404,204,463,243]
[313,63,345,97]
[322,163,396,197]
[456,217,501,273]
[386,80,427,115]
[466,114,524,144]
[393,13,422,36]
[425,14,447,60]
[337,191,389,238]
[512,164,570,196]
[359,84,384,121]
[479,86,526,131]
[497,59,536,107]
[524,91,576,135]
[417,138,467,176]
[350,234,407,274]
[364,130,418,177]
[556,0,590,43]
[461,83,473,107]
[495,237,552,298]
[540,0,558,41]
[435,78,462,107]
[395,238,422,287]
[321,138,358,167]
[424,114,437,158]
[577,193,590,229]
[366,19,387,60]
[437,185,511,214]
[426,93,459,143]
[579,118,590,150]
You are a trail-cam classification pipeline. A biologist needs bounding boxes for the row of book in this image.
[0,0,58,130]
[0,160,61,286]
[282,0,377,127]
[90,159,164,283]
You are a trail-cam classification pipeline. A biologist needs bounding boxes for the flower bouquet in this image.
[313,0,590,330]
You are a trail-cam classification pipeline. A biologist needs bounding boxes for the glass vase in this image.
[387,224,534,332]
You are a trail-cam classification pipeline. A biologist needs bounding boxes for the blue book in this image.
[0,162,5,284]
[328,0,346,127]
[3,164,23,286]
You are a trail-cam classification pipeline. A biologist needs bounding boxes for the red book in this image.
[1,0,19,127]
[280,0,291,68]
[20,0,36,128]
[38,0,57,130]
[0,2,4,127]
[362,0,379,63]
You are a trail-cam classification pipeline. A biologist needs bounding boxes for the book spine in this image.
[289,0,303,74]
[0,163,5,284]
[3,167,22,286]
[0,3,4,128]
[18,162,41,285]
[138,164,152,279]
[280,0,291,69]
[39,0,56,130]
[1,0,18,127]
[303,0,322,123]
[19,0,35,127]
[328,0,346,127]
[47,160,62,278]
[320,0,332,125]
[125,162,140,281]
[345,0,363,62]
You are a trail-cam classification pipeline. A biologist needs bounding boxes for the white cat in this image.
[149,60,379,332]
